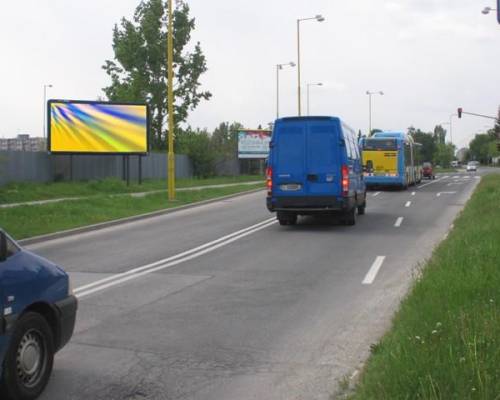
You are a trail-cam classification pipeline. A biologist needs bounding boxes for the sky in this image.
[0,0,499,150]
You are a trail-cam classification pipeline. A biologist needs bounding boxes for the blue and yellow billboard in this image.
[48,100,149,154]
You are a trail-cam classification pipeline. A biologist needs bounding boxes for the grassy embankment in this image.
[0,175,262,204]
[1,182,263,240]
[350,173,500,399]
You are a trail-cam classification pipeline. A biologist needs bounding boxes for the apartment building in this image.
[0,134,46,152]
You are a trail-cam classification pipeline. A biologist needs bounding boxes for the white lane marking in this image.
[417,177,443,189]
[411,191,416,196]
[394,217,404,227]
[372,191,381,197]
[76,219,278,298]
[442,175,449,179]
[74,218,276,296]
[405,201,411,207]
[453,175,460,179]
[350,370,359,380]
[436,191,456,197]
[362,256,386,285]
[474,176,481,179]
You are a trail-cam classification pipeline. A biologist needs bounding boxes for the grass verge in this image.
[0,175,262,204]
[350,174,500,399]
[1,183,263,240]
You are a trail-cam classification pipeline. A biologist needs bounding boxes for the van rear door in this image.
[273,119,341,197]
[305,121,341,196]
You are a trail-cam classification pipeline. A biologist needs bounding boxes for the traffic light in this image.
[457,107,463,118]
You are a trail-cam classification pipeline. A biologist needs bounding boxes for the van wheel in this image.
[277,212,297,226]
[0,312,54,400]
[343,207,357,226]
[357,202,366,215]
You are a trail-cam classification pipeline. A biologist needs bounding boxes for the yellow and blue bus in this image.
[360,131,423,189]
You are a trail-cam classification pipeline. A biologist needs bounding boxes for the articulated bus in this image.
[360,131,423,189]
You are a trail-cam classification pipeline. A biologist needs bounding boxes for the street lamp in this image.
[43,84,53,140]
[297,14,325,116]
[276,62,296,119]
[366,90,384,136]
[306,82,323,116]
[449,113,458,146]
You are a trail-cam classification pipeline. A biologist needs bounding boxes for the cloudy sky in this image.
[0,0,498,149]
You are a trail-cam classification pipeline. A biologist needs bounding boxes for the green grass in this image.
[350,174,500,400]
[1,183,263,240]
[0,175,262,204]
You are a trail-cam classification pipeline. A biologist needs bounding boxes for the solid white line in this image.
[405,201,411,207]
[76,220,278,298]
[362,256,386,285]
[372,191,381,197]
[394,217,404,227]
[74,217,275,294]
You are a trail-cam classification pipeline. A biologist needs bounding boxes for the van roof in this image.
[276,116,340,123]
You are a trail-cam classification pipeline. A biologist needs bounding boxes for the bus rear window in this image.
[363,139,397,150]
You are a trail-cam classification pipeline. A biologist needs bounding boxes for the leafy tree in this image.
[176,127,215,177]
[211,121,243,159]
[102,0,211,149]
[433,125,447,145]
[434,143,455,167]
[469,133,496,164]
[408,126,436,162]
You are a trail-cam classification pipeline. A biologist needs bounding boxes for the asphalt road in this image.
[29,170,484,400]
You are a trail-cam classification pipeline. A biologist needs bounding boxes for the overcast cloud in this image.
[0,0,498,149]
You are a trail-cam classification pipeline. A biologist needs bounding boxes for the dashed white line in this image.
[411,191,416,196]
[372,191,381,197]
[362,256,386,285]
[394,217,404,227]
[405,201,411,207]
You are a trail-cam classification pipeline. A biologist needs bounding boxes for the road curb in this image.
[19,187,264,246]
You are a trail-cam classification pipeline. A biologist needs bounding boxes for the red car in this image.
[423,162,435,179]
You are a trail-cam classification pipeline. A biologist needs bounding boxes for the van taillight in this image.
[266,167,272,195]
[341,165,349,196]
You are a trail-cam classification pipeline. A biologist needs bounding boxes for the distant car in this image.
[0,229,77,400]
[451,161,459,168]
[466,162,477,172]
[422,162,435,179]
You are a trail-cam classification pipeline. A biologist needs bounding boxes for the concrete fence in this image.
[0,152,193,187]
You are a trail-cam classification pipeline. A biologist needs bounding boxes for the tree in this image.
[176,127,215,177]
[408,126,436,162]
[102,0,211,149]
[434,143,455,167]
[469,133,497,164]
[211,121,243,159]
[433,125,447,145]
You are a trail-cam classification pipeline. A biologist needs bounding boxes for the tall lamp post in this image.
[366,90,384,136]
[306,82,323,116]
[449,113,457,146]
[167,0,175,200]
[276,62,295,119]
[43,84,53,140]
[296,14,325,116]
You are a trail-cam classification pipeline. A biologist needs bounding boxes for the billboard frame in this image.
[237,129,272,159]
[47,99,150,155]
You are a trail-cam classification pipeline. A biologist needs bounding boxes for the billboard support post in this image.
[138,155,142,185]
[167,0,176,200]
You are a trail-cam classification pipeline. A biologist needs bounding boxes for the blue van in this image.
[0,229,77,400]
[266,116,366,226]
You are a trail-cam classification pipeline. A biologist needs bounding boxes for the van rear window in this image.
[363,138,397,150]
